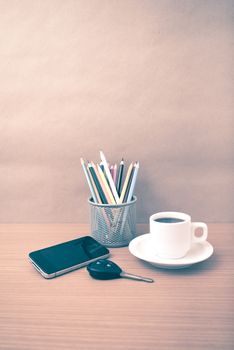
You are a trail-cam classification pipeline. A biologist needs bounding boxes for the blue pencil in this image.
[116,158,124,196]
[126,162,139,202]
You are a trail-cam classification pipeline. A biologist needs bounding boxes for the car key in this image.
[87,259,154,283]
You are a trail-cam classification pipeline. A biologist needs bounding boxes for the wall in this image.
[0,0,233,223]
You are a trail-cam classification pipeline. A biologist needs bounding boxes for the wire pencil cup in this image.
[88,196,137,247]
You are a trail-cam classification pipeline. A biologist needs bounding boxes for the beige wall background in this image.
[0,0,233,223]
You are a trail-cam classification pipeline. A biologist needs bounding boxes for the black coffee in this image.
[154,217,184,223]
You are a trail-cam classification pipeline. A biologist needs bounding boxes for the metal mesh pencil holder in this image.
[88,196,137,248]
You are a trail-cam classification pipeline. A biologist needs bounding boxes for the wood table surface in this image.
[0,223,233,350]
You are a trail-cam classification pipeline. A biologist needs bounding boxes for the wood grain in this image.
[0,224,233,350]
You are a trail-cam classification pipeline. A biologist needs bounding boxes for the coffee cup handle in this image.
[191,222,208,243]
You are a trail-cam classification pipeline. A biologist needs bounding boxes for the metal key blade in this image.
[120,271,154,283]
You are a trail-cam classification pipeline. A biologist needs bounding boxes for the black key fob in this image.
[87,259,122,280]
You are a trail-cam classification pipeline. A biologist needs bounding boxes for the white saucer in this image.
[129,234,214,269]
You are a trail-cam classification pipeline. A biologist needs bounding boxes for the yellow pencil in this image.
[119,162,133,203]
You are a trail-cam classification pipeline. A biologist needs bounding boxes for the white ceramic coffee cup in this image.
[150,212,208,259]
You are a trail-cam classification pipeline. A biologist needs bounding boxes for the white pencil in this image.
[99,151,120,204]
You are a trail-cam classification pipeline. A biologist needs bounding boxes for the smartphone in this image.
[28,236,110,279]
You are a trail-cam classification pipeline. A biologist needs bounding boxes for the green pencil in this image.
[88,163,108,204]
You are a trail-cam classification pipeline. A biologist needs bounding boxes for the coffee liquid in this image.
[154,217,184,223]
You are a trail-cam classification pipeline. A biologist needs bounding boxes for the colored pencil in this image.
[96,163,116,204]
[123,163,135,203]
[91,162,112,204]
[119,163,139,233]
[126,162,139,202]
[116,158,124,196]
[87,165,102,203]
[80,158,98,203]
[100,162,109,184]
[100,151,120,204]
[119,162,133,203]
[88,163,108,204]
[100,163,105,172]
[112,164,117,185]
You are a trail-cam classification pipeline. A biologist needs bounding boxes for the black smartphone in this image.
[28,236,110,279]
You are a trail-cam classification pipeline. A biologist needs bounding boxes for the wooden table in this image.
[0,224,233,350]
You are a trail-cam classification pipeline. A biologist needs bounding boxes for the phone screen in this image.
[29,236,109,277]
